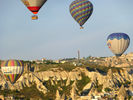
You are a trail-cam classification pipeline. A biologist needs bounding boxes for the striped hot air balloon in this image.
[1,60,24,84]
[69,0,93,29]
[21,0,47,20]
[107,33,130,57]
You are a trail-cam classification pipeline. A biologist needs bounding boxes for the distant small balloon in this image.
[1,60,24,84]
[69,0,93,29]
[21,0,47,20]
[107,33,130,57]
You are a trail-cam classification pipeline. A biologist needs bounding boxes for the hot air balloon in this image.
[1,60,24,84]
[21,0,47,20]
[69,0,93,29]
[107,33,130,57]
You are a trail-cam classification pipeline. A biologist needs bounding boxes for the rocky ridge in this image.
[0,67,133,99]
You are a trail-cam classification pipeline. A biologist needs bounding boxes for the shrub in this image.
[76,73,91,91]
[104,87,112,92]
[94,78,103,93]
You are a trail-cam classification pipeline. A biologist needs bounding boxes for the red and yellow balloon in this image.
[21,0,47,20]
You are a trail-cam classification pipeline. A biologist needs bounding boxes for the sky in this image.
[0,0,133,60]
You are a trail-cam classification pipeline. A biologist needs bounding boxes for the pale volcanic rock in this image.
[32,73,47,94]
[48,71,55,78]
[59,71,68,80]
[53,72,61,81]
[129,84,133,91]
[40,72,50,81]
[17,82,24,90]
[50,79,55,85]
[66,77,71,86]
[35,70,68,81]
[0,66,133,99]
[70,86,79,100]
[55,90,61,100]
[85,71,107,85]
[116,63,130,68]
[107,69,113,79]
[72,80,78,91]
[117,85,128,100]
[68,71,80,81]
[83,82,92,90]
[120,69,132,81]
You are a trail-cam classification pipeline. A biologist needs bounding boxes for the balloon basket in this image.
[80,26,84,29]
[31,15,38,20]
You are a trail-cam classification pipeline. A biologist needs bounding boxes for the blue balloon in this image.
[107,33,130,56]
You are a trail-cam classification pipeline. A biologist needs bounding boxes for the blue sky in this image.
[0,0,133,60]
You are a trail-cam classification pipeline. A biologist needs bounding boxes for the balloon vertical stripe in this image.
[7,75,11,83]
[12,74,14,83]
[1,60,24,84]
[5,60,9,66]
[16,60,20,66]
[9,74,13,83]
[4,75,9,81]
[14,74,18,83]
[12,60,15,66]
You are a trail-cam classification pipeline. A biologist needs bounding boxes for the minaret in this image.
[78,50,80,63]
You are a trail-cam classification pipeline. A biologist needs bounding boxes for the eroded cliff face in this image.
[89,53,133,68]
[0,67,133,99]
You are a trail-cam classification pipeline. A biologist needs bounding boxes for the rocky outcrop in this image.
[55,90,61,100]
[91,52,133,67]
[117,85,128,100]
[70,85,79,100]
[0,67,133,99]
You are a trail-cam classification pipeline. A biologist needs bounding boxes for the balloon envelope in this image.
[69,0,93,28]
[107,33,130,56]
[1,60,24,84]
[21,0,47,14]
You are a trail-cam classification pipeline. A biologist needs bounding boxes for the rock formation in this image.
[117,85,128,100]
[0,67,133,99]
[55,90,61,100]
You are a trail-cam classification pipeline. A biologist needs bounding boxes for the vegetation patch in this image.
[110,67,122,73]
[104,87,112,93]
[43,79,74,99]
[85,63,109,74]
[94,78,103,93]
[0,84,45,100]
[37,63,77,72]
[76,73,91,92]
[0,89,20,97]
[20,84,44,100]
